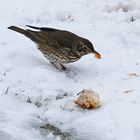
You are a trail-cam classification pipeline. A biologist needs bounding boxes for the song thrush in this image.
[8,25,101,70]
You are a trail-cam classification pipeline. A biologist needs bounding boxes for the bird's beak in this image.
[92,51,101,59]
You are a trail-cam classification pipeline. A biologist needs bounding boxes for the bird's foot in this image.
[60,64,67,71]
[50,62,77,81]
[50,62,67,71]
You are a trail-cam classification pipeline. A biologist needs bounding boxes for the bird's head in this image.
[74,38,101,59]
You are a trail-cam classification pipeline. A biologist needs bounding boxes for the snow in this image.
[0,0,140,140]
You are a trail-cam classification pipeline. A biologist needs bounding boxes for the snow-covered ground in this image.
[0,0,140,140]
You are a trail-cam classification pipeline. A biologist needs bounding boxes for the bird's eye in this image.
[82,46,87,50]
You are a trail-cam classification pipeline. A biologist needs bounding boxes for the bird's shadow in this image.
[63,67,79,81]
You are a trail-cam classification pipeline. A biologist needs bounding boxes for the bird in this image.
[8,25,101,71]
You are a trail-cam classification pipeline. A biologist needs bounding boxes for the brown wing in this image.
[26,25,79,49]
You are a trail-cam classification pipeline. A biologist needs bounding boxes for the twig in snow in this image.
[40,123,70,140]
[124,90,133,94]
[130,16,134,22]
[5,86,9,95]
[3,72,6,76]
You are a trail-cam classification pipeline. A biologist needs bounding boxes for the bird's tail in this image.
[8,26,37,42]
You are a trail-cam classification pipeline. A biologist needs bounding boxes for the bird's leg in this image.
[50,62,67,71]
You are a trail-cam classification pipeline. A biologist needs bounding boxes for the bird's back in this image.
[29,28,79,49]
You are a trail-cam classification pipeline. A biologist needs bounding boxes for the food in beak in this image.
[93,51,101,59]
